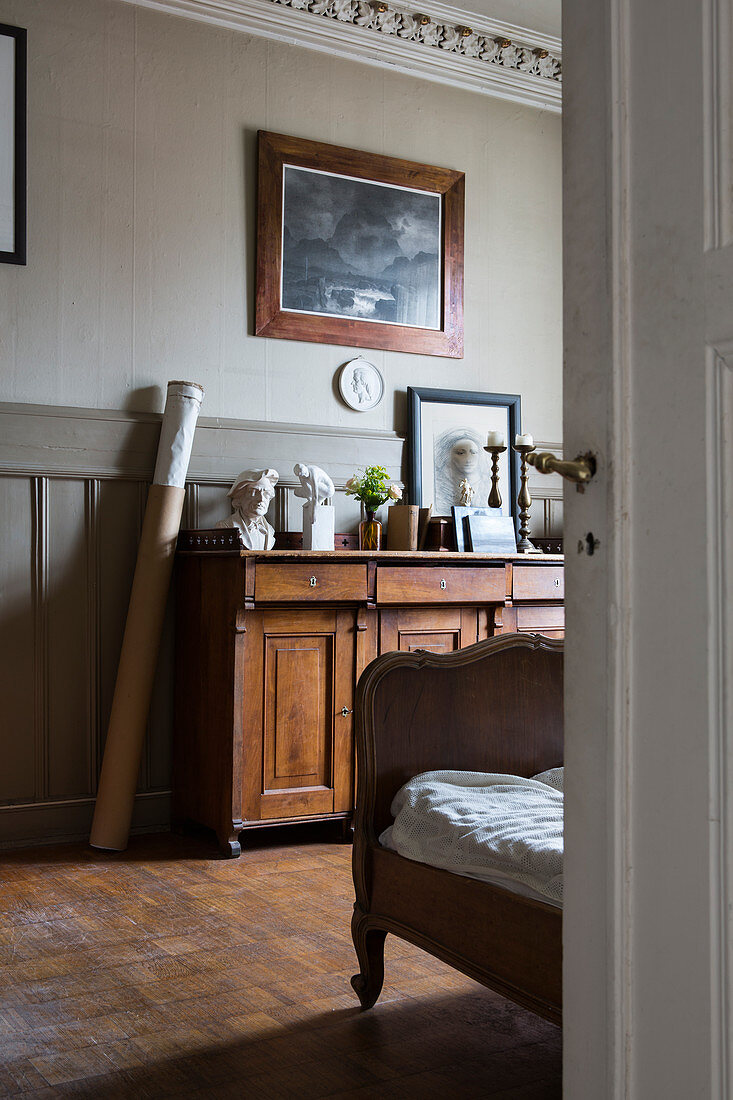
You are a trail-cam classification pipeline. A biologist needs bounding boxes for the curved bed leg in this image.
[351,905,387,1009]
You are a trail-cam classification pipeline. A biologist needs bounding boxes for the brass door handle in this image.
[527,451,596,490]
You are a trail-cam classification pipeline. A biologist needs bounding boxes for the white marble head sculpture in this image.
[217,468,279,549]
[293,463,335,507]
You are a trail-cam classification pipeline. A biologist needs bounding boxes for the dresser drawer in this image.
[377,566,505,605]
[512,565,564,600]
[255,563,367,602]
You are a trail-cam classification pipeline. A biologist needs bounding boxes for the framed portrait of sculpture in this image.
[408,387,522,521]
[0,24,26,265]
[255,131,464,357]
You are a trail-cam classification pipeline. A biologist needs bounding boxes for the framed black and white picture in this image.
[256,131,464,357]
[0,24,26,265]
[408,387,521,522]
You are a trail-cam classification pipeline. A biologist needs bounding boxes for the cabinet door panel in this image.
[497,605,565,638]
[257,608,355,821]
[399,631,460,653]
[379,608,478,654]
[264,637,331,792]
[515,605,565,637]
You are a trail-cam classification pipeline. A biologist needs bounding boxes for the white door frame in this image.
[563,0,733,1095]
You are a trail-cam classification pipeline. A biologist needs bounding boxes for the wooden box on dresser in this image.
[173,530,564,856]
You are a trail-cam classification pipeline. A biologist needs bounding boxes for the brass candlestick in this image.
[483,443,506,509]
[513,442,541,554]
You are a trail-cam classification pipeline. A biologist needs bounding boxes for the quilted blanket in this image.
[379,768,563,904]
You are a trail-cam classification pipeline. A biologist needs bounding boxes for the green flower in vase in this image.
[345,465,402,517]
[345,466,402,550]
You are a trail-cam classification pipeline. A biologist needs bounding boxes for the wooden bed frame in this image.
[350,633,563,1024]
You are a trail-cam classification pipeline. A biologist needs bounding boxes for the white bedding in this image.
[379,768,563,907]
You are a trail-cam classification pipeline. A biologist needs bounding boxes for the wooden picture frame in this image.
[408,387,522,523]
[0,23,26,265]
[256,131,464,358]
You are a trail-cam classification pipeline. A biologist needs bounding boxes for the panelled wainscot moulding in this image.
[120,0,561,112]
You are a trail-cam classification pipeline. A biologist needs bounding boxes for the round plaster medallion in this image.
[338,358,384,412]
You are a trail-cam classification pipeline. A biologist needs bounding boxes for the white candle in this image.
[486,430,505,447]
[515,433,534,447]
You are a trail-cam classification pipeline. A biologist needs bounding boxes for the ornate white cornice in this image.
[122,0,562,112]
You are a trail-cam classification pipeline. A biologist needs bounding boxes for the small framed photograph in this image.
[256,131,464,357]
[408,387,521,521]
[0,23,26,265]
[452,506,495,553]
[465,514,517,554]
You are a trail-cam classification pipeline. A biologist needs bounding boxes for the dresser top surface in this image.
[245,549,563,563]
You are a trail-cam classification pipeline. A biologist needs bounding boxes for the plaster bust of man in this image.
[216,468,279,550]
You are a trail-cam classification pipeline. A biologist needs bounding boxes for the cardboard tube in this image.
[90,381,203,850]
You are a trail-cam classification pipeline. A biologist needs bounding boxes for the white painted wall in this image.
[0,0,562,444]
[460,0,560,39]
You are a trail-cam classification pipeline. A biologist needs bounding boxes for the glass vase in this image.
[359,511,382,551]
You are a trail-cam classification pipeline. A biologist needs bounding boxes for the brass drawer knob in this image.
[440,579,447,590]
[310,576,317,587]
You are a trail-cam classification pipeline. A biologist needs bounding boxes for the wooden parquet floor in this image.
[0,829,561,1099]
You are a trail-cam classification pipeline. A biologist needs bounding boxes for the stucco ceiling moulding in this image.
[124,0,562,112]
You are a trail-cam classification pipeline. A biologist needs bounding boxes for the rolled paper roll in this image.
[90,381,204,851]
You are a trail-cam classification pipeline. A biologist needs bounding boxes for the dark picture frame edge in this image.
[255,130,464,358]
[408,386,522,536]
[0,23,26,266]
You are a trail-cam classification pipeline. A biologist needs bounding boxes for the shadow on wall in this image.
[120,385,165,415]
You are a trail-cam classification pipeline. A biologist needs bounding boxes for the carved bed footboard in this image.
[350,633,564,1023]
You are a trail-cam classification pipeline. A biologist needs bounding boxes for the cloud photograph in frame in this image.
[281,166,441,329]
[255,132,464,357]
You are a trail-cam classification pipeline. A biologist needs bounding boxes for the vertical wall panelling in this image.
[32,477,50,802]
[0,478,35,802]
[85,478,102,791]
[273,485,290,535]
[47,479,92,799]
[136,480,152,793]
[197,484,233,530]
[184,482,200,530]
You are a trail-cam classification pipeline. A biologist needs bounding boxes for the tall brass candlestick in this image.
[483,443,506,508]
[513,442,539,553]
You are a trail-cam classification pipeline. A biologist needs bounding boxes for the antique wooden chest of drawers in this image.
[173,534,564,855]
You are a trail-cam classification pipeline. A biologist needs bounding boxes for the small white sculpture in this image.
[294,462,335,551]
[458,478,475,506]
[293,463,334,506]
[217,468,279,550]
